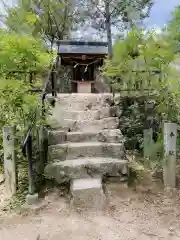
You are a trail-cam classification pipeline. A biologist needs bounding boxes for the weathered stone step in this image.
[70,178,106,210]
[67,129,123,143]
[61,107,115,121]
[49,130,66,145]
[67,131,98,143]
[44,157,128,184]
[50,117,119,132]
[47,93,114,111]
[55,93,114,105]
[48,142,125,161]
[63,110,100,121]
[49,129,124,145]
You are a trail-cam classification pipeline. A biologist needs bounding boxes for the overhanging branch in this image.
[90,0,106,17]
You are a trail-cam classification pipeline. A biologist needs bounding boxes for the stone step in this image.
[67,131,98,142]
[49,106,115,125]
[50,117,119,132]
[55,93,114,105]
[48,142,125,161]
[47,93,114,111]
[67,129,123,143]
[49,130,66,145]
[70,178,106,210]
[48,129,124,145]
[61,107,115,121]
[63,110,101,121]
[44,157,128,184]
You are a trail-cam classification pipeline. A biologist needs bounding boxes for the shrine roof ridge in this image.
[56,40,108,47]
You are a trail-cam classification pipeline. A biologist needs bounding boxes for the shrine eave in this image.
[56,40,108,47]
[57,40,108,55]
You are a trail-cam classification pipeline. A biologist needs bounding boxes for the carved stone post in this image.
[163,122,177,188]
[143,100,154,159]
[3,126,17,197]
[39,126,48,174]
[143,128,153,159]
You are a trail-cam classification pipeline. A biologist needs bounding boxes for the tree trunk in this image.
[105,1,113,58]
[50,38,54,53]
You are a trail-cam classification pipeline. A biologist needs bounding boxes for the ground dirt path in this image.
[1,182,180,240]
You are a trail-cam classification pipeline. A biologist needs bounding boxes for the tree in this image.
[1,2,37,35]
[167,5,180,52]
[104,28,180,121]
[3,0,80,48]
[0,30,51,78]
[104,28,175,90]
[0,30,52,165]
[103,28,180,162]
[80,0,153,58]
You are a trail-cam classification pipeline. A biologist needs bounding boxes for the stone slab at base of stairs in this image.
[44,157,128,184]
[70,178,106,210]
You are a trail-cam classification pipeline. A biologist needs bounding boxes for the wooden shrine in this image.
[57,40,108,93]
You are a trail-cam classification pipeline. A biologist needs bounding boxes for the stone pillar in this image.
[39,126,48,174]
[143,128,153,159]
[3,126,17,197]
[143,99,154,160]
[163,122,177,188]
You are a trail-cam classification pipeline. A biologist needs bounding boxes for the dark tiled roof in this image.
[58,41,108,54]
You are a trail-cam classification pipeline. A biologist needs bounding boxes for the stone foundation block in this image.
[26,193,39,205]
[71,178,106,210]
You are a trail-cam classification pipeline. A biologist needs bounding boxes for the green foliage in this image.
[104,27,180,172]
[4,7,38,35]
[0,78,48,159]
[0,30,53,140]
[104,28,144,79]
[104,28,175,91]
[155,69,180,121]
[167,5,180,52]
[0,30,53,204]
[2,0,77,45]
[0,78,37,127]
[104,28,180,121]
[33,0,72,41]
[145,132,164,169]
[0,30,51,76]
[119,96,159,152]
[82,0,153,31]
[0,31,53,145]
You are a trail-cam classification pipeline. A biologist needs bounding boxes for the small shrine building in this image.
[58,40,108,93]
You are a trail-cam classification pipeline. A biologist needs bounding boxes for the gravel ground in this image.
[1,180,180,240]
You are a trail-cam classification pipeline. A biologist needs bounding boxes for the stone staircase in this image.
[45,93,128,209]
